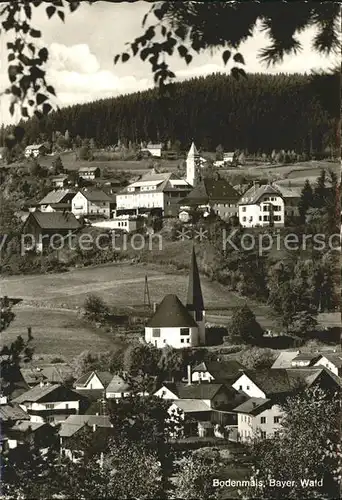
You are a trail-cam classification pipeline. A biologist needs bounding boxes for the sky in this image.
[0,1,338,125]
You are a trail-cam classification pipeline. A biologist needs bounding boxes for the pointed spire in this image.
[186,245,204,312]
[188,142,199,157]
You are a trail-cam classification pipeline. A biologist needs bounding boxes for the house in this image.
[0,401,31,450]
[74,371,113,392]
[25,144,46,158]
[22,212,80,252]
[238,184,285,227]
[224,152,236,163]
[273,183,301,220]
[233,397,283,442]
[154,381,233,409]
[59,414,113,462]
[6,420,56,450]
[92,216,144,233]
[78,166,100,180]
[141,142,163,158]
[179,175,240,220]
[191,360,245,384]
[51,175,69,188]
[271,351,300,369]
[12,383,85,424]
[232,369,298,399]
[105,374,132,399]
[21,364,74,388]
[290,352,321,367]
[145,247,205,348]
[38,189,76,212]
[167,399,212,437]
[71,189,112,219]
[313,352,342,377]
[116,169,192,218]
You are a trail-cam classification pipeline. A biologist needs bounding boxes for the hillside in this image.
[6,72,337,154]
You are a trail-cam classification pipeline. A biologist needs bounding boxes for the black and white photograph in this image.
[0,1,340,499]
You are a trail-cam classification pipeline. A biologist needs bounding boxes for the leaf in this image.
[177,45,188,58]
[46,5,56,18]
[161,26,167,37]
[114,54,120,65]
[43,103,52,115]
[121,53,130,63]
[153,8,163,20]
[233,53,245,65]
[185,54,192,65]
[46,85,56,96]
[57,10,65,22]
[69,2,80,13]
[30,29,41,38]
[37,93,48,105]
[140,48,150,61]
[38,48,48,62]
[11,85,21,98]
[142,12,148,26]
[8,53,15,62]
[231,67,247,80]
[8,65,18,83]
[9,102,15,116]
[222,50,231,65]
[24,5,32,19]
[175,27,186,40]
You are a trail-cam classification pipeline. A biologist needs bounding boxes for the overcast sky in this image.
[0,1,338,125]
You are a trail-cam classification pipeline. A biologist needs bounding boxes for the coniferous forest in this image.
[2,72,338,153]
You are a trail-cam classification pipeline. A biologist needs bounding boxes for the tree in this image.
[228,304,264,344]
[313,169,327,209]
[0,2,339,119]
[235,346,276,369]
[173,455,219,500]
[83,294,109,323]
[244,387,341,499]
[287,311,318,339]
[123,343,160,377]
[51,154,64,174]
[298,179,314,222]
[215,144,224,161]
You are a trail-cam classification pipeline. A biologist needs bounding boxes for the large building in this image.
[145,247,206,348]
[186,142,202,187]
[179,175,240,221]
[115,169,192,217]
[71,189,113,219]
[238,184,285,228]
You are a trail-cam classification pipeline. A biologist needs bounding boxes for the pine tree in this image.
[298,179,314,222]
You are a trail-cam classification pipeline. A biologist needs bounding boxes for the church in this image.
[144,247,206,348]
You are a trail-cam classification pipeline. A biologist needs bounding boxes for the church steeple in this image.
[187,245,205,310]
[186,142,200,187]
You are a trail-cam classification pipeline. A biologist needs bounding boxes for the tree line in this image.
[0,72,337,155]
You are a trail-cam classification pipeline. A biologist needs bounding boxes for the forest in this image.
[0,72,337,154]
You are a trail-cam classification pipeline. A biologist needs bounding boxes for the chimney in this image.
[153,302,157,313]
[92,423,97,432]
[252,402,256,408]
[187,365,192,385]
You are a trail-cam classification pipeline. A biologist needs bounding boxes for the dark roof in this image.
[74,371,113,389]
[241,369,295,396]
[59,414,112,437]
[186,246,204,313]
[292,352,321,362]
[12,384,82,404]
[318,352,342,368]
[39,189,75,205]
[0,404,30,422]
[79,189,112,203]
[233,397,272,416]
[106,374,131,394]
[180,177,239,206]
[24,212,80,231]
[146,294,198,328]
[162,382,227,400]
[193,360,245,381]
[74,389,104,402]
[21,364,74,386]
[238,184,282,205]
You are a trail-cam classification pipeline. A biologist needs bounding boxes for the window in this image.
[263,205,268,212]
[45,403,55,410]
[273,205,281,212]
[274,416,281,424]
[195,310,203,321]
[186,339,190,343]
[261,431,267,439]
[274,215,281,221]
[242,207,246,212]
[65,404,69,410]
[264,197,269,201]
[180,338,185,343]
[259,216,262,221]
[152,328,161,338]
[46,415,55,423]
[260,416,266,424]
[180,328,190,336]
[246,385,250,390]
[239,385,243,391]
[263,215,269,221]
[242,216,246,222]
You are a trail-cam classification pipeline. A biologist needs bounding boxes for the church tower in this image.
[186,142,200,187]
[186,246,206,345]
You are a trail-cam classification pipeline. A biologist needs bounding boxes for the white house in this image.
[116,169,192,217]
[313,352,342,377]
[154,381,232,409]
[233,398,284,442]
[105,375,132,399]
[78,166,100,180]
[238,184,285,227]
[191,360,245,384]
[25,144,46,158]
[71,189,112,218]
[145,247,206,348]
[12,384,83,424]
[74,371,113,391]
[38,189,75,213]
[141,143,163,158]
[92,216,143,233]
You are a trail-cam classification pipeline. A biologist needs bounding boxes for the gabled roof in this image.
[180,177,239,205]
[10,420,47,433]
[106,374,131,394]
[238,184,282,205]
[78,189,112,203]
[119,171,190,196]
[238,369,295,396]
[171,399,211,413]
[24,212,80,231]
[161,382,227,400]
[25,144,44,150]
[286,367,342,388]
[12,384,81,404]
[0,404,30,422]
[39,189,75,205]
[146,294,198,328]
[273,184,301,198]
[75,371,113,389]
[271,351,300,369]
[78,166,100,172]
[146,143,162,149]
[292,352,321,363]
[186,246,204,313]
[193,360,245,381]
[233,397,272,416]
[21,364,73,386]
[316,352,342,368]
[59,414,112,437]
